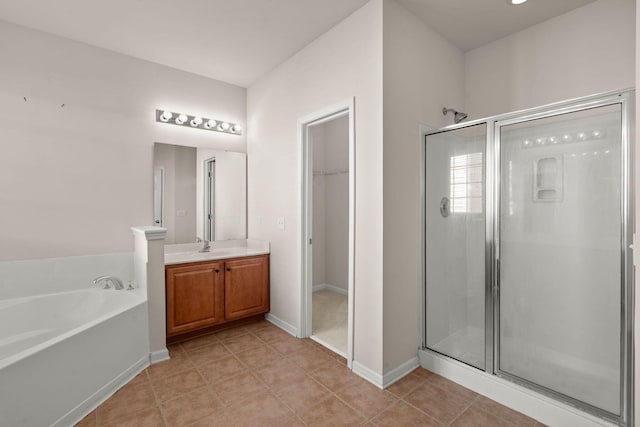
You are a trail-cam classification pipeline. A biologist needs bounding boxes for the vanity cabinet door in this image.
[224,255,270,320]
[166,261,224,336]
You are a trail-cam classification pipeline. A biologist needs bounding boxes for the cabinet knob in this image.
[226,268,231,272]
[215,269,219,273]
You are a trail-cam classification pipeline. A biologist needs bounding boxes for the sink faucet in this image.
[93,275,125,290]
[199,239,211,253]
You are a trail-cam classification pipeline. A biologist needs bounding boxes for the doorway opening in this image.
[204,158,216,241]
[299,99,355,367]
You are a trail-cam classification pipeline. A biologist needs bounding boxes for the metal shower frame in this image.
[422,88,635,426]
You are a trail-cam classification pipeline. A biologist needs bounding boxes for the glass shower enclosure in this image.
[424,89,634,425]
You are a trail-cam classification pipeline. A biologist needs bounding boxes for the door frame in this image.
[298,97,355,368]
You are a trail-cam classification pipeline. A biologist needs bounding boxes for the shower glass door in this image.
[497,104,624,416]
[425,123,487,370]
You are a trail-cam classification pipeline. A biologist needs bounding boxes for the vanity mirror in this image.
[153,143,247,244]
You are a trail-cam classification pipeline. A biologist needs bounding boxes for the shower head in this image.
[442,107,468,124]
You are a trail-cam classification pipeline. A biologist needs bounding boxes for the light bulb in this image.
[508,0,527,4]
[563,134,572,141]
[160,111,172,122]
[190,117,203,127]
[204,120,217,129]
[220,122,230,130]
[577,132,586,140]
[523,140,531,146]
[231,124,242,133]
[175,114,188,125]
[592,130,602,138]
[536,138,543,145]
[549,136,558,144]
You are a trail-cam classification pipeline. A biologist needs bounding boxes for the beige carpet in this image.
[312,289,348,356]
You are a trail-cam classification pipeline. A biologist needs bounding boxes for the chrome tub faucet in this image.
[93,275,125,290]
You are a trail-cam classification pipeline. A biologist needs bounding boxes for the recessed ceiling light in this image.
[508,0,527,4]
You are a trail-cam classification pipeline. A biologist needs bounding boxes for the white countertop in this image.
[164,239,270,265]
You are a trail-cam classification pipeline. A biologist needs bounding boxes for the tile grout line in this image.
[444,394,482,427]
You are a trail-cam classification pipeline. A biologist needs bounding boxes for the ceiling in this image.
[396,0,598,51]
[0,0,599,87]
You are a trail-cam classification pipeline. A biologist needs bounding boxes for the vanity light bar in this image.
[155,110,242,135]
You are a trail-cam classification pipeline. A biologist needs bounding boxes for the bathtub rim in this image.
[0,287,146,370]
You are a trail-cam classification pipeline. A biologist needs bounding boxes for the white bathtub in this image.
[0,288,150,426]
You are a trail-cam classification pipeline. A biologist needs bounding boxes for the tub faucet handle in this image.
[93,275,125,290]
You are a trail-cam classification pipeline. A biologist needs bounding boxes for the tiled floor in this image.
[312,289,348,354]
[76,320,544,426]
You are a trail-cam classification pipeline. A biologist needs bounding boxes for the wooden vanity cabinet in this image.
[165,261,224,336]
[224,255,270,320]
[165,255,269,340]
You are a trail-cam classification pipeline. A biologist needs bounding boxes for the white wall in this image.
[465,0,635,119]
[382,0,465,373]
[311,116,349,291]
[0,20,246,261]
[247,0,383,373]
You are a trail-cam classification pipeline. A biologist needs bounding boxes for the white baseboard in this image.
[419,349,618,427]
[54,356,149,427]
[312,283,348,296]
[149,348,170,364]
[266,313,298,337]
[352,361,384,389]
[383,356,420,388]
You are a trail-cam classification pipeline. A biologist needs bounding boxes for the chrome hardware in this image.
[440,197,450,218]
[93,275,125,290]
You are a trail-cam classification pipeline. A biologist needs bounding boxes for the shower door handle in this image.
[440,197,450,218]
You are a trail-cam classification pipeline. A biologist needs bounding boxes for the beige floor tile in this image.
[404,383,471,425]
[285,346,335,372]
[185,342,232,366]
[221,332,264,354]
[102,406,164,427]
[386,373,426,398]
[75,410,96,427]
[334,377,397,419]
[127,370,150,388]
[310,359,362,392]
[145,349,194,380]
[472,395,537,426]
[96,382,156,426]
[372,400,441,427]
[254,358,309,388]
[150,368,207,402]
[269,335,314,354]
[212,371,267,406]
[235,343,282,369]
[160,386,224,426]
[425,374,478,401]
[179,333,220,351]
[253,325,292,343]
[273,375,331,414]
[300,395,366,426]
[198,354,247,385]
[187,410,233,427]
[87,322,535,427]
[243,319,273,332]
[214,326,250,340]
[227,390,295,426]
